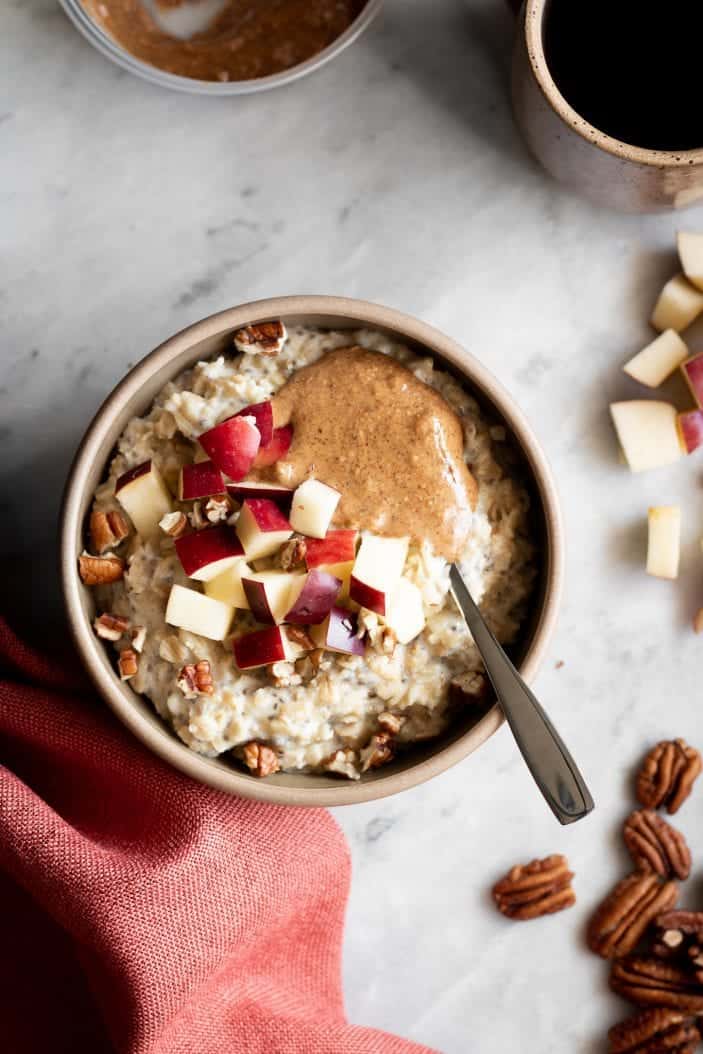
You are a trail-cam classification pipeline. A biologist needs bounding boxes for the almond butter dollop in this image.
[256,347,478,561]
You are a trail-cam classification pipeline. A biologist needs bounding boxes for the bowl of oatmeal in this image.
[61,296,563,806]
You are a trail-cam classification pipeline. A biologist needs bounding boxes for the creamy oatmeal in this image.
[81,324,537,779]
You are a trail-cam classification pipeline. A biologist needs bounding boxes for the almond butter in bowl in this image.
[78,323,538,780]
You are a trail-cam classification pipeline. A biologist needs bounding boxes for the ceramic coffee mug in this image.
[510,0,703,212]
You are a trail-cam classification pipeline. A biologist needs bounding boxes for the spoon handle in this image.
[449,565,594,825]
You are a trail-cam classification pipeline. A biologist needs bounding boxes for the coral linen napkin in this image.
[0,618,436,1054]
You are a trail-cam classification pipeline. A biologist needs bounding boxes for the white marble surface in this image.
[4,1,703,1050]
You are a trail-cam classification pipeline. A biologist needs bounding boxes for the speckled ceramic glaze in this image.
[512,0,703,212]
[60,296,563,807]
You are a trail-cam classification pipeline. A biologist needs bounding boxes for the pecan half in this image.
[587,872,678,958]
[623,809,691,880]
[233,320,287,356]
[653,912,703,977]
[93,613,130,641]
[636,739,702,815]
[608,1008,700,1054]
[242,742,280,778]
[360,732,395,772]
[492,854,575,921]
[78,552,125,586]
[176,660,214,698]
[277,535,307,571]
[90,509,129,553]
[610,956,703,1012]
[118,648,138,681]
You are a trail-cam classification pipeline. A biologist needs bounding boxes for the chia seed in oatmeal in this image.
[82,324,537,779]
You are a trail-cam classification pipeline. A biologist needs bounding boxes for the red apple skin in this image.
[175,525,244,577]
[252,425,293,469]
[349,576,387,616]
[242,498,292,533]
[285,570,342,625]
[241,578,280,625]
[682,354,703,409]
[115,460,152,492]
[227,481,293,505]
[179,461,226,500]
[233,626,287,669]
[198,416,261,481]
[678,410,703,453]
[305,530,358,569]
[323,606,365,656]
[233,402,274,447]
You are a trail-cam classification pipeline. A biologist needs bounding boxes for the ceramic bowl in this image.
[60,295,563,806]
[57,0,383,96]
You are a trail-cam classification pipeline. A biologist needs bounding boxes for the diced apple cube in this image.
[678,410,703,454]
[646,506,681,580]
[610,401,683,472]
[233,624,298,670]
[204,562,250,609]
[226,481,293,504]
[651,274,703,333]
[681,353,703,409]
[290,479,341,539]
[198,416,261,481]
[678,232,703,292]
[285,569,342,625]
[115,460,172,539]
[349,534,409,615]
[236,499,293,560]
[174,525,245,581]
[314,561,354,600]
[179,461,226,501]
[165,584,233,641]
[233,401,274,446]
[252,425,293,469]
[241,570,303,625]
[305,529,358,568]
[382,577,426,644]
[623,330,689,388]
[310,606,365,656]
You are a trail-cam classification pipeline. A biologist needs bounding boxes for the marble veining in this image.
[3,0,703,1050]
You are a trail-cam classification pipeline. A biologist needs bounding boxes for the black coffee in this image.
[543,0,703,151]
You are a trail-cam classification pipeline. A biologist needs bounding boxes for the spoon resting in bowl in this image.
[449,564,594,825]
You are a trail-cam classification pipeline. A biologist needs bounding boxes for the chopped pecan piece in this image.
[118,648,138,681]
[233,320,287,356]
[324,749,360,780]
[93,613,130,641]
[360,732,395,772]
[587,872,679,959]
[188,502,207,530]
[623,809,691,880]
[636,739,702,815]
[377,711,403,735]
[129,625,147,653]
[159,510,188,538]
[286,625,315,651]
[277,535,307,571]
[205,496,230,524]
[78,552,125,586]
[90,509,129,553]
[176,660,214,698]
[610,956,703,1012]
[492,854,575,921]
[242,742,280,778]
[653,912,703,977]
[608,1008,700,1054]
[269,660,302,688]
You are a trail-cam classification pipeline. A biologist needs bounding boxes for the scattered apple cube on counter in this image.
[241,570,304,625]
[115,460,172,539]
[650,274,703,333]
[236,498,293,560]
[349,534,409,615]
[289,479,341,539]
[623,330,688,388]
[179,461,226,501]
[233,401,274,446]
[646,506,681,580]
[678,232,703,292]
[311,606,366,656]
[681,353,703,409]
[233,625,298,670]
[198,415,261,480]
[252,425,293,469]
[285,569,342,625]
[175,524,245,581]
[165,584,234,641]
[610,401,683,472]
[677,410,703,454]
[204,562,250,609]
[383,577,426,644]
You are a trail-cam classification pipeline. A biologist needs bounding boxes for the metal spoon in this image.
[449,564,594,825]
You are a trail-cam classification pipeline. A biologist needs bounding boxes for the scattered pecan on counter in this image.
[610,956,703,1013]
[607,1008,700,1054]
[587,873,679,959]
[636,739,702,815]
[623,809,691,880]
[492,854,575,921]
[652,911,703,976]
